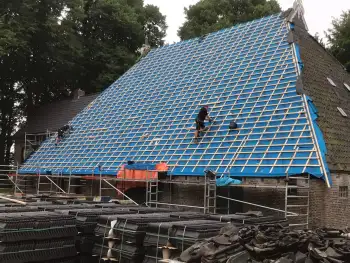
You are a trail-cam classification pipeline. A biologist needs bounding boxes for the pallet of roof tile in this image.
[144,220,195,247]
[26,201,55,206]
[76,235,99,254]
[170,221,228,250]
[0,212,77,242]
[36,204,97,211]
[242,215,288,226]
[0,206,40,213]
[143,213,208,246]
[169,212,209,220]
[209,214,251,222]
[37,256,77,263]
[144,219,228,253]
[111,242,145,261]
[64,208,137,236]
[94,203,129,208]
[143,245,181,263]
[78,254,101,263]
[95,213,174,238]
[111,214,186,246]
[95,214,185,262]
[73,208,137,234]
[128,207,175,214]
[0,239,77,263]
[93,243,145,263]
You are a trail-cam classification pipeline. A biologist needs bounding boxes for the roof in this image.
[294,22,350,172]
[15,93,100,139]
[18,11,331,184]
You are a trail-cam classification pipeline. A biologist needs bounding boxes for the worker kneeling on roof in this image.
[55,124,73,146]
[194,105,213,142]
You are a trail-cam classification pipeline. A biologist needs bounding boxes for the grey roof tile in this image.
[15,93,99,138]
[295,25,350,172]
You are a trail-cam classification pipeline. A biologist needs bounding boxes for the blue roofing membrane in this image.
[19,14,330,181]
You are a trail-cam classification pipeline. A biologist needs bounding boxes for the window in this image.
[339,186,348,198]
[344,83,350,92]
[327,77,336,87]
[337,107,348,117]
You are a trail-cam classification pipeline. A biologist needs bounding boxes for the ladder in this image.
[204,172,217,214]
[285,174,310,229]
[146,179,159,207]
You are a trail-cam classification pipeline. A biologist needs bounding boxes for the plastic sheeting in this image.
[305,96,332,184]
[216,176,242,187]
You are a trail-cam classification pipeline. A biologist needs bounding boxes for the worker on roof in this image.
[55,124,73,146]
[194,105,212,143]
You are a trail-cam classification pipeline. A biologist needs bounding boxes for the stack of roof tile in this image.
[144,218,228,263]
[93,208,176,263]
[0,211,77,263]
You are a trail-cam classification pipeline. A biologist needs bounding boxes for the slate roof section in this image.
[15,93,100,139]
[294,24,350,172]
[18,12,330,180]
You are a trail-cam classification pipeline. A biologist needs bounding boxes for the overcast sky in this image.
[144,0,350,44]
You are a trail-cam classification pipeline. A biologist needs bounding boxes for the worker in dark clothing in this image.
[55,124,73,146]
[194,105,212,142]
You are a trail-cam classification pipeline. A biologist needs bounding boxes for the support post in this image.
[285,174,289,218]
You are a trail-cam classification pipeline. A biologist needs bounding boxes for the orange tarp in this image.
[115,163,168,195]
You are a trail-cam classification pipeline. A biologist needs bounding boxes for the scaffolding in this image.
[0,165,18,191]
[9,164,311,228]
[24,131,54,161]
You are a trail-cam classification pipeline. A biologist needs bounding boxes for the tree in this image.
[0,0,167,165]
[79,0,167,93]
[327,11,350,72]
[314,32,326,48]
[178,0,281,40]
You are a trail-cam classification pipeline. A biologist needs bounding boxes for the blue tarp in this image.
[216,176,242,187]
[305,96,332,184]
[124,163,157,171]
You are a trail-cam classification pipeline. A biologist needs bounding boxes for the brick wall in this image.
[323,173,350,228]
[159,176,205,212]
[309,178,326,229]
[242,178,285,217]
[309,173,350,229]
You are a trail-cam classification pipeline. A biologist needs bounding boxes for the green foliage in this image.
[178,0,281,40]
[0,0,167,164]
[314,32,326,48]
[327,11,350,72]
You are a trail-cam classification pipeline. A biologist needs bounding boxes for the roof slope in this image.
[19,13,328,180]
[15,94,100,138]
[295,24,350,172]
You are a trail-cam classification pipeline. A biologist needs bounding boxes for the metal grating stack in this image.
[18,13,330,183]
